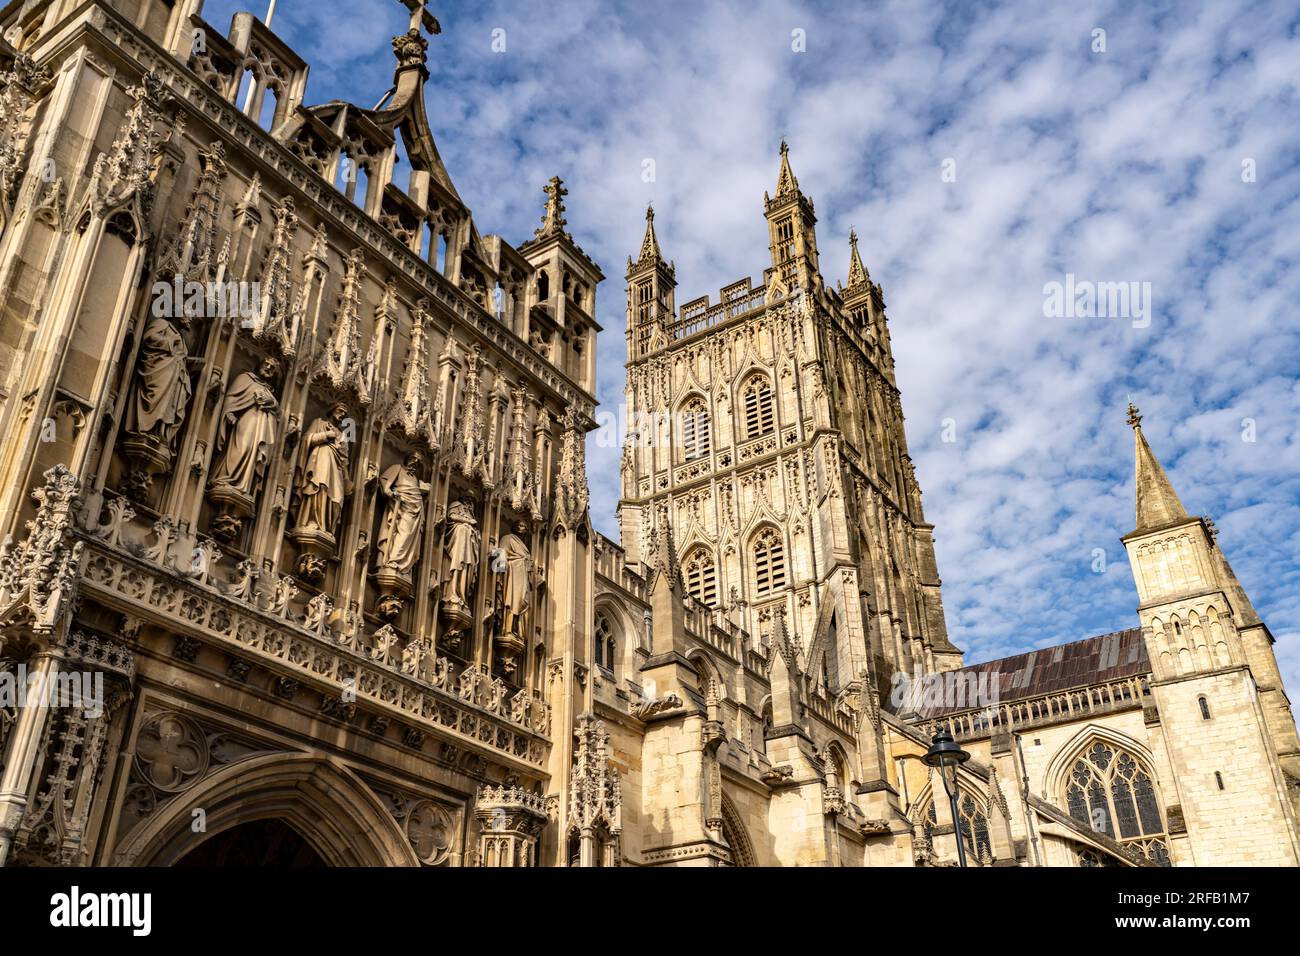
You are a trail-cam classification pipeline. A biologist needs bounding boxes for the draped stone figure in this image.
[494,524,533,640]
[210,357,281,500]
[442,498,480,609]
[488,523,534,672]
[121,313,193,493]
[376,452,429,576]
[295,402,352,540]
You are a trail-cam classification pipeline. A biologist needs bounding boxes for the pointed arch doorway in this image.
[174,819,326,867]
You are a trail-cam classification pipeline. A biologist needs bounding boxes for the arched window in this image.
[1064,739,1169,866]
[1198,696,1211,720]
[682,548,718,607]
[741,376,775,438]
[751,528,786,596]
[593,613,617,672]
[679,398,711,461]
[923,793,991,863]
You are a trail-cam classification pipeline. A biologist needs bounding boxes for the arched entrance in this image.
[175,819,326,867]
[111,753,421,867]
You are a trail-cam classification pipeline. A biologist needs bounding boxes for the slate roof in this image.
[916,627,1149,718]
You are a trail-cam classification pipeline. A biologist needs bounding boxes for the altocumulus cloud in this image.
[201,0,1300,687]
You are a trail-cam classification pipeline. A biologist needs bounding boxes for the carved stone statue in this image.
[442,497,480,615]
[291,402,352,580]
[296,403,352,538]
[373,451,430,620]
[376,452,429,575]
[208,357,280,540]
[121,312,193,498]
[489,522,534,672]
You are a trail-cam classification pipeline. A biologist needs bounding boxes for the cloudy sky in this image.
[202,0,1300,688]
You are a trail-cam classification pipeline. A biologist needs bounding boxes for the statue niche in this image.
[487,522,535,673]
[120,307,196,500]
[290,401,353,581]
[373,450,430,620]
[208,356,281,541]
[439,496,480,647]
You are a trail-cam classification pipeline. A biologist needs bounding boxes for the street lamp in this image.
[923,728,971,868]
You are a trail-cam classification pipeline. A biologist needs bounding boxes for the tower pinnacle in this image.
[533,175,570,241]
[846,228,869,291]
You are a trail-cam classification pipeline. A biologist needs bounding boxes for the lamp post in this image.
[923,728,971,868]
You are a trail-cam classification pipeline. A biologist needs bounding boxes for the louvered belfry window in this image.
[681,398,711,461]
[683,549,718,607]
[752,528,786,596]
[743,377,774,438]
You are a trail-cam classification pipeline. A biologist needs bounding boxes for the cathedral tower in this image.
[1121,405,1300,865]
[618,144,961,714]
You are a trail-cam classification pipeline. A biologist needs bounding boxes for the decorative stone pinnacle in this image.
[533,175,570,241]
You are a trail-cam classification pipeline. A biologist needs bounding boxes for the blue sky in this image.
[200,0,1300,688]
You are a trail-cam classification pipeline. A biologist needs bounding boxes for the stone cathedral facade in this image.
[0,0,1296,868]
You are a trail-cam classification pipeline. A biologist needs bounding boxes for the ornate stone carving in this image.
[291,402,353,580]
[630,693,682,721]
[568,714,621,844]
[0,465,83,637]
[317,249,376,403]
[475,784,547,867]
[390,299,436,444]
[85,72,176,225]
[440,497,479,632]
[248,196,304,355]
[0,53,52,228]
[209,356,281,539]
[486,523,533,672]
[120,306,194,497]
[134,711,209,793]
[373,451,429,619]
[553,408,589,534]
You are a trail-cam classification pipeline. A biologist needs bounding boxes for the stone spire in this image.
[635,204,661,267]
[773,138,800,199]
[1127,403,1188,531]
[845,228,869,291]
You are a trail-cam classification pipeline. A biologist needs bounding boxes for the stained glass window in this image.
[1064,738,1169,866]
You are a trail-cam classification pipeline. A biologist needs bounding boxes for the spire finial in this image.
[1127,402,1142,429]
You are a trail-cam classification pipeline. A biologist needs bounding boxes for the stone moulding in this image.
[77,534,551,769]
